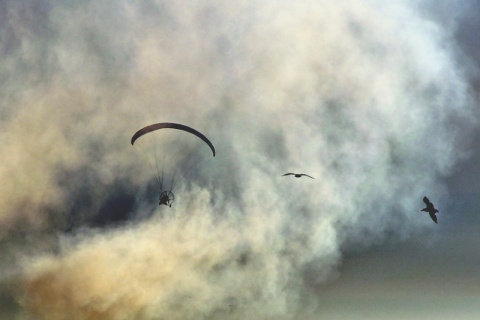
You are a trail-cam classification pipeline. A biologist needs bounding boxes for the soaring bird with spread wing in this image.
[421,196,439,224]
[282,173,314,179]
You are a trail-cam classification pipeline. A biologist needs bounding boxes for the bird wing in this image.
[301,174,315,179]
[423,196,431,206]
[429,212,438,224]
[282,173,295,176]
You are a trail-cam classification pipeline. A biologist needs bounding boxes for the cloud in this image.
[0,0,476,319]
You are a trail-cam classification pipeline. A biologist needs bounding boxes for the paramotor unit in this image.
[159,190,174,207]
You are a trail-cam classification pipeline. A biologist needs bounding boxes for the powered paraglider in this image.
[131,122,215,207]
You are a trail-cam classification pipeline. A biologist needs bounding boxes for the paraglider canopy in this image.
[131,122,216,157]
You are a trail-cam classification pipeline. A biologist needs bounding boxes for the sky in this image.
[0,0,479,319]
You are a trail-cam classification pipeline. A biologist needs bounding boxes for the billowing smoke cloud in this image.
[0,0,476,319]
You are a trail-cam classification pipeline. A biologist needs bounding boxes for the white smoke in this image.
[0,0,476,319]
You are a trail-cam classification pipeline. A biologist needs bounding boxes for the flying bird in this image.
[421,196,438,224]
[282,173,314,179]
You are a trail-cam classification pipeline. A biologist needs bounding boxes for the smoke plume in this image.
[0,0,476,319]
